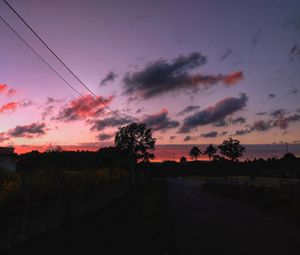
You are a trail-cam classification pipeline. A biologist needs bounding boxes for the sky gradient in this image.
[0,0,300,160]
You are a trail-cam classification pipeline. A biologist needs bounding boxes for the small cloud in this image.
[183,135,197,142]
[251,29,262,47]
[0,102,18,114]
[273,114,300,129]
[169,136,176,142]
[97,133,114,141]
[222,71,244,86]
[0,84,17,96]
[220,131,228,136]
[200,131,218,138]
[219,49,232,61]
[289,44,300,62]
[289,86,298,94]
[230,117,246,125]
[270,109,288,118]
[268,94,276,98]
[7,88,17,97]
[256,112,267,116]
[46,97,64,105]
[177,105,200,116]
[100,71,118,86]
[0,84,8,94]
[0,132,10,143]
[234,129,251,136]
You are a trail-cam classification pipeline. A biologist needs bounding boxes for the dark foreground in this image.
[3,180,171,255]
[4,178,300,255]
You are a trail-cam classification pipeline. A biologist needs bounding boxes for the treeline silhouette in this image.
[141,153,300,179]
[15,148,300,179]
[16,147,130,173]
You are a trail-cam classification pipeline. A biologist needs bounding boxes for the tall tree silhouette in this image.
[218,138,245,161]
[203,144,217,161]
[115,122,156,189]
[189,146,201,161]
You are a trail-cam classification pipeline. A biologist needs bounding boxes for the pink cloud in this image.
[0,102,18,114]
[0,84,8,94]
[56,94,114,121]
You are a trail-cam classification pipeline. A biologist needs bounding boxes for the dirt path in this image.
[167,178,300,255]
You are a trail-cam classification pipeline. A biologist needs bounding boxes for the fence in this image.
[0,175,129,250]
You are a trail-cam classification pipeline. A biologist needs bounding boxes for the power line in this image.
[2,0,127,121]
[0,15,83,98]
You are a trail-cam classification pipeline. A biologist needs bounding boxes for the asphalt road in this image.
[167,178,300,255]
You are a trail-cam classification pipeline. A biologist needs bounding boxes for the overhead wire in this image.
[2,0,128,122]
[0,15,84,98]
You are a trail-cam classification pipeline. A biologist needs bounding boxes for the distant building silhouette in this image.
[0,147,16,172]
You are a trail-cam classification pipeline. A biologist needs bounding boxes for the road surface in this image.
[167,178,300,255]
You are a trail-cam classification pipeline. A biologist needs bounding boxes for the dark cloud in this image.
[256,112,267,116]
[97,133,114,141]
[179,93,248,133]
[270,109,287,118]
[55,94,113,122]
[234,129,251,136]
[230,117,246,125]
[100,71,118,86]
[200,131,218,138]
[220,131,228,136]
[142,108,179,131]
[252,120,272,131]
[8,122,46,138]
[136,108,146,114]
[213,119,228,127]
[46,97,64,104]
[219,49,232,61]
[169,136,176,141]
[289,86,298,94]
[42,105,55,120]
[123,52,243,99]
[176,105,200,116]
[0,132,9,143]
[251,29,262,47]
[289,44,300,62]
[20,100,34,107]
[90,117,131,131]
[183,135,197,142]
[268,94,276,98]
[273,114,300,129]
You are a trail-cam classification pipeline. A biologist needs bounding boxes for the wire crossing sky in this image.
[0,0,299,158]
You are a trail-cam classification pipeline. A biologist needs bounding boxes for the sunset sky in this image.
[0,0,299,159]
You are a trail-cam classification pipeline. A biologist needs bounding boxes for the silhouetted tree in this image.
[218,138,245,161]
[46,145,63,153]
[115,122,156,189]
[180,156,187,163]
[189,146,201,161]
[203,144,217,161]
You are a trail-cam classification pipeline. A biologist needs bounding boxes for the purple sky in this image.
[0,0,299,155]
